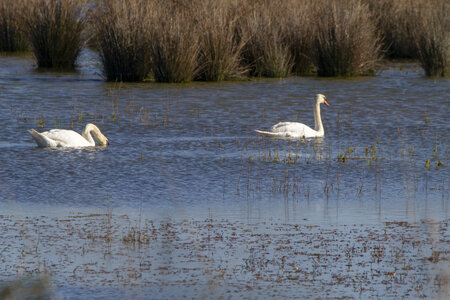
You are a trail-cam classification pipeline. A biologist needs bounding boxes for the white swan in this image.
[255,94,330,138]
[28,123,109,148]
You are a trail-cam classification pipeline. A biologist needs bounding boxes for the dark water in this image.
[0,50,448,299]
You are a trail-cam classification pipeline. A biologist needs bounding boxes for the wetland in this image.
[0,51,449,299]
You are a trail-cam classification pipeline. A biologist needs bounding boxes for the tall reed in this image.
[366,0,417,59]
[23,0,87,69]
[283,0,316,74]
[240,0,293,78]
[149,1,200,83]
[313,0,380,77]
[412,1,450,77]
[91,0,153,81]
[0,1,29,52]
[195,0,247,81]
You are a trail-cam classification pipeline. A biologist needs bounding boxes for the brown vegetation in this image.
[314,0,380,76]
[3,0,449,79]
[195,0,247,81]
[23,0,87,69]
[412,0,450,76]
[91,0,153,81]
[366,0,450,76]
[0,1,29,52]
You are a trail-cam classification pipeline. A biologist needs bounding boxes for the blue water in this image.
[0,50,449,299]
[0,50,449,224]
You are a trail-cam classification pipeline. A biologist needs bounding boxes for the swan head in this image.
[85,123,109,146]
[316,94,330,107]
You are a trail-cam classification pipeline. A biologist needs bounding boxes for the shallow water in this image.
[0,50,449,299]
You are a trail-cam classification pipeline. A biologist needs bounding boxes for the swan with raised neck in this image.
[255,94,330,138]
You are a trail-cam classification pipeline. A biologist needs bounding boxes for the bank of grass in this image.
[0,1,29,52]
[314,0,380,76]
[149,1,200,83]
[195,0,247,81]
[23,0,87,69]
[366,0,450,76]
[91,0,153,81]
[5,0,449,79]
[412,0,450,76]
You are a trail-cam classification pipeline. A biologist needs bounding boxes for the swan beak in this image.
[324,99,330,107]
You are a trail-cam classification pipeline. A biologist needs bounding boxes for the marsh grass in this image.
[366,0,417,59]
[240,0,293,77]
[412,1,450,76]
[149,1,200,83]
[10,0,449,78]
[367,0,450,76]
[0,1,29,52]
[314,0,380,76]
[284,0,316,74]
[195,0,247,81]
[23,0,87,69]
[92,0,153,81]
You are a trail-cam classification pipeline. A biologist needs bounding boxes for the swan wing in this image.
[29,129,92,147]
[255,122,321,138]
[28,129,58,147]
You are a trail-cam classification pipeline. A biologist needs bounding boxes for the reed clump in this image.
[24,0,86,68]
[195,0,247,81]
[23,0,87,69]
[11,0,449,79]
[91,0,153,81]
[149,1,200,83]
[283,0,316,75]
[411,0,450,76]
[0,1,29,52]
[313,0,380,76]
[366,0,417,59]
[239,0,293,78]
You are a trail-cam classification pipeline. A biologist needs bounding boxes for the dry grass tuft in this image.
[0,1,29,52]
[195,0,248,81]
[240,0,293,78]
[23,0,87,69]
[313,0,381,77]
[149,1,200,83]
[91,0,153,81]
[412,1,450,76]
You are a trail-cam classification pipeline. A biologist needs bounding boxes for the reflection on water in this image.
[0,49,448,299]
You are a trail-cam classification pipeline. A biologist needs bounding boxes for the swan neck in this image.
[82,125,96,146]
[314,102,324,134]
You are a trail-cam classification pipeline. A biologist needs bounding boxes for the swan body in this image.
[28,123,109,148]
[256,94,330,138]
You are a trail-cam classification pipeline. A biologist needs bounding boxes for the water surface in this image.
[0,50,448,299]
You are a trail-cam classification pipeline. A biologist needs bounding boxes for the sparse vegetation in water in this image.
[0,215,447,299]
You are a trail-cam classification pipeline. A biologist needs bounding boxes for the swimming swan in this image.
[28,123,109,147]
[255,94,330,138]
